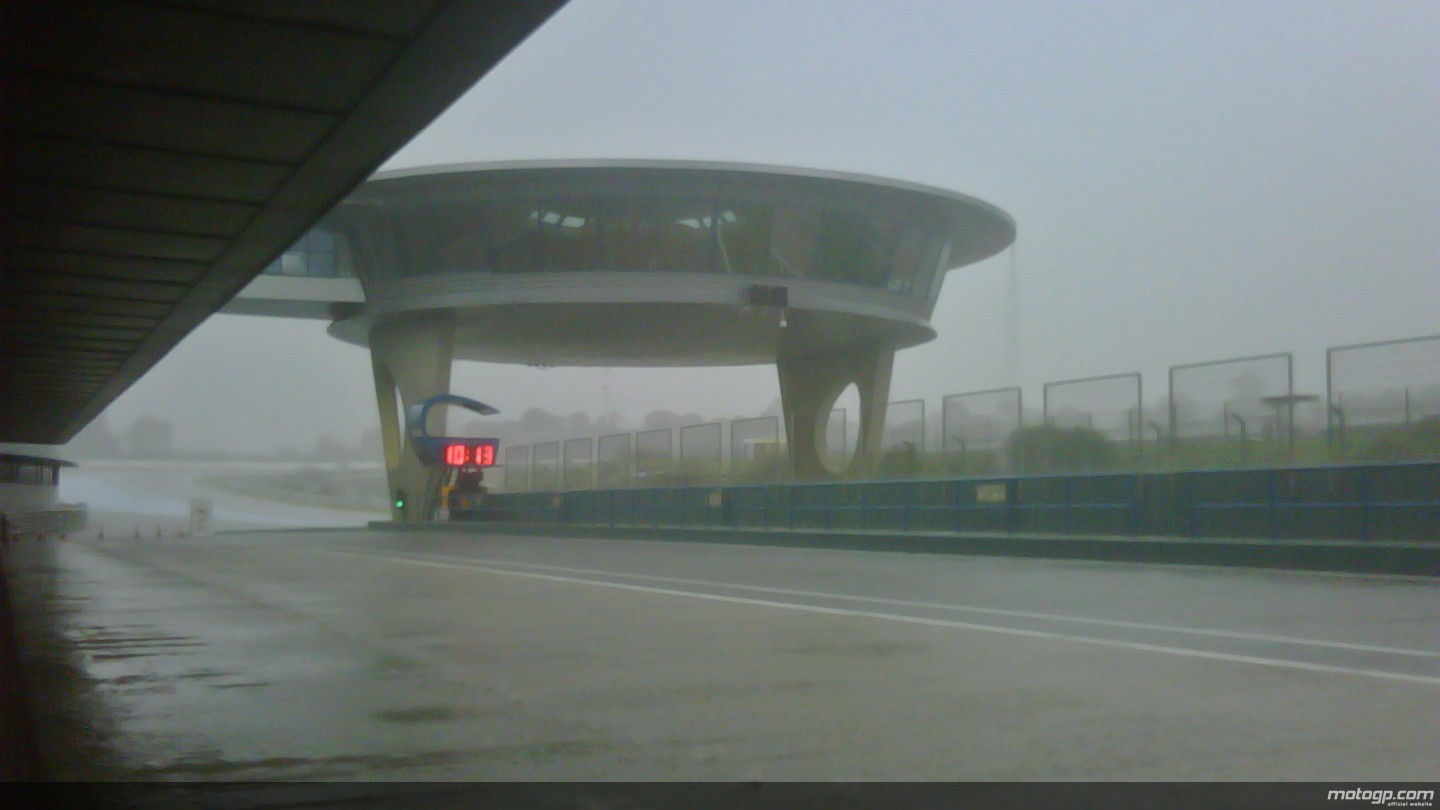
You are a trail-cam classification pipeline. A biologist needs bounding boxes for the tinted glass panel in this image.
[486,201,537,274]
[601,200,662,270]
[862,219,901,286]
[770,205,820,278]
[351,216,404,283]
[815,210,880,285]
[652,199,715,272]
[429,201,489,272]
[716,203,773,275]
[890,224,933,293]
[535,199,599,272]
[325,190,954,297]
[394,204,439,278]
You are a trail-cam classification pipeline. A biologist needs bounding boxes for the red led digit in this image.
[445,444,467,466]
[479,444,495,466]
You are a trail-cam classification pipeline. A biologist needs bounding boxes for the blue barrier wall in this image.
[481,460,1439,543]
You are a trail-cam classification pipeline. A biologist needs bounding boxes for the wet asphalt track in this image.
[4,523,1436,784]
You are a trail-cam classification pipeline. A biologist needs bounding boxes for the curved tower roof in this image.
[316,160,1015,366]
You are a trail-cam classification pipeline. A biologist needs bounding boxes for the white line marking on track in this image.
[323,547,1440,659]
[316,547,1440,686]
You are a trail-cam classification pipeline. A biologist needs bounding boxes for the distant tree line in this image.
[59,403,762,463]
[62,414,384,462]
[47,401,1440,471]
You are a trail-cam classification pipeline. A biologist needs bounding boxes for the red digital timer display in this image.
[442,441,498,467]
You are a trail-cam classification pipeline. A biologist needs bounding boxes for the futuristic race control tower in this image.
[228,160,1015,520]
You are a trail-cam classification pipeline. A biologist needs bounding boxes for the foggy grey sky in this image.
[79,0,1439,454]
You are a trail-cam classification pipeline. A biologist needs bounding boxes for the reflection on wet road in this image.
[5,525,1435,782]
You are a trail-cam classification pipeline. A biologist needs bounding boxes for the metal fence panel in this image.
[596,433,632,489]
[730,416,781,484]
[1170,353,1294,441]
[502,445,530,492]
[942,387,1022,474]
[498,335,1437,491]
[882,399,926,452]
[1328,335,1440,432]
[879,399,924,477]
[562,437,593,491]
[1041,372,1142,472]
[531,441,561,491]
[1044,373,1142,439]
[634,428,673,487]
[679,422,723,486]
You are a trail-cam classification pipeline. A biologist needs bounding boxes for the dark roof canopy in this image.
[0,0,566,443]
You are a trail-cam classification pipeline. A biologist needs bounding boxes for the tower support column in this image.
[777,344,895,480]
[369,315,455,522]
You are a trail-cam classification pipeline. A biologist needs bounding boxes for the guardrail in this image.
[476,461,1439,543]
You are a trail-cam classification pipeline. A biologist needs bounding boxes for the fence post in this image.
[1063,476,1075,535]
[1183,472,1195,538]
[771,486,781,531]
[1007,478,1019,534]
[1131,473,1142,537]
[1358,466,1371,542]
[902,481,913,532]
[1267,469,1279,541]
[859,484,868,531]
[952,481,963,535]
